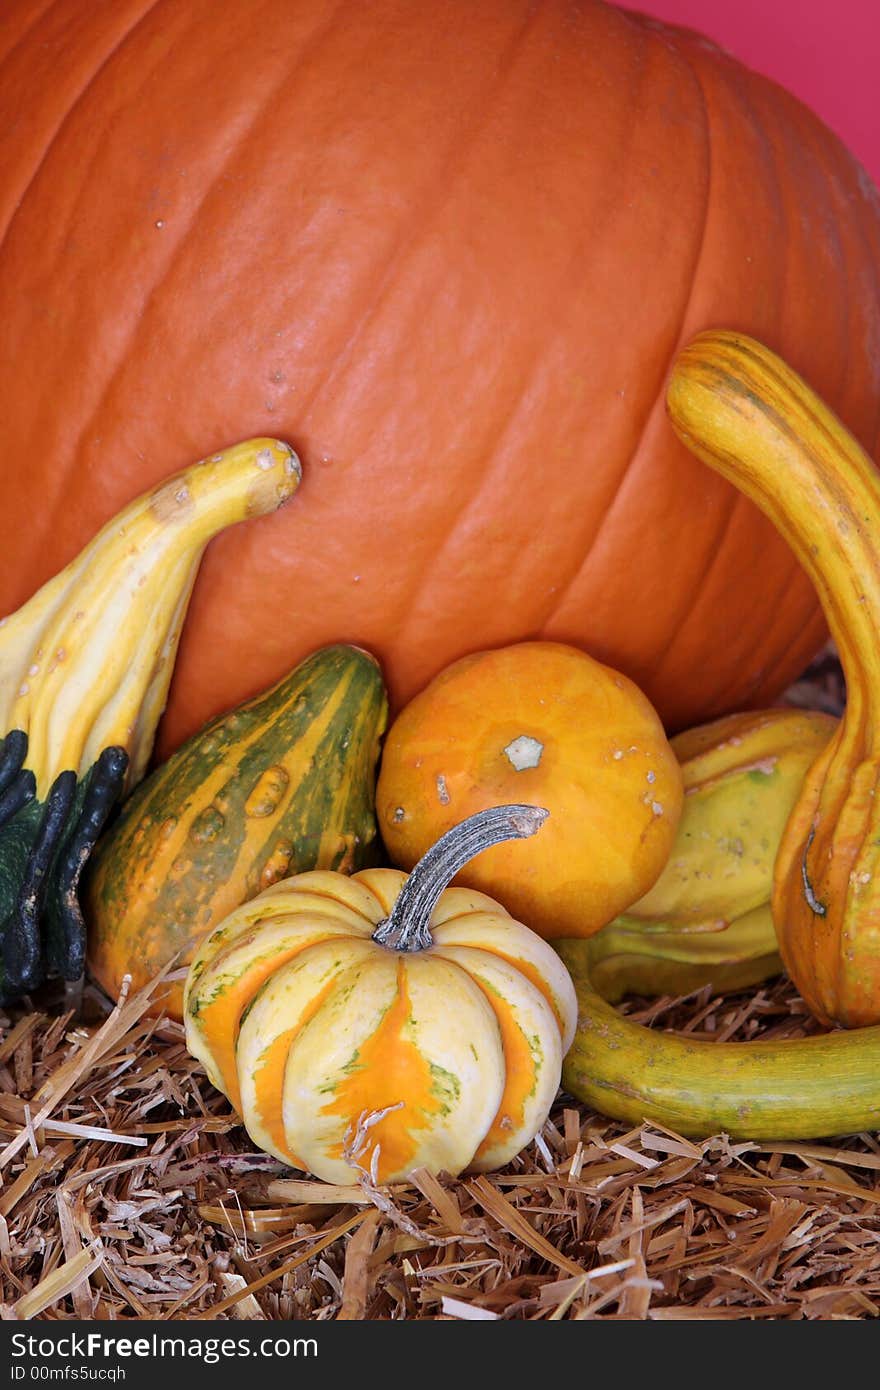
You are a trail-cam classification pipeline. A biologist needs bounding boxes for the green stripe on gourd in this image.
[85,645,388,1020]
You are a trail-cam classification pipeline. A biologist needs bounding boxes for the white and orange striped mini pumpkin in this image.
[184,805,576,1184]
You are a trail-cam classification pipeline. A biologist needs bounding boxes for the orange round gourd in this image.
[2,1,880,754]
[376,642,683,939]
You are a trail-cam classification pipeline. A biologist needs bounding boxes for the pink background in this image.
[638,1,880,187]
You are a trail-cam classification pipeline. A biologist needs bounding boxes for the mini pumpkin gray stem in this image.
[372,803,549,953]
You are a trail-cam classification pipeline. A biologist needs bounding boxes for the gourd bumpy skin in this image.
[87,644,388,1020]
[0,439,300,1000]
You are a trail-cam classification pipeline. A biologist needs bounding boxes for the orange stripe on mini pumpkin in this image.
[249,974,341,1165]
[319,958,447,1183]
[469,982,540,1164]
[481,947,567,1039]
[192,929,340,1111]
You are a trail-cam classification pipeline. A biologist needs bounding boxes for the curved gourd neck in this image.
[0,438,300,796]
[666,332,878,730]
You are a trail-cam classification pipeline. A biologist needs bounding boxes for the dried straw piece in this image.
[750,1143,880,1172]
[267,1180,378,1207]
[0,1015,41,1067]
[0,1141,75,1218]
[441,1295,500,1320]
[409,1168,467,1234]
[192,1211,368,1320]
[466,1176,584,1277]
[338,1211,382,1319]
[13,1243,104,1320]
[218,1272,267,1320]
[55,1190,95,1318]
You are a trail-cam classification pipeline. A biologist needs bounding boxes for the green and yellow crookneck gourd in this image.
[562,334,880,1139]
[0,438,300,1001]
[87,644,388,1020]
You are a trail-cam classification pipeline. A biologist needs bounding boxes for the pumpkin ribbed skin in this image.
[86,645,387,1017]
[1,0,879,755]
[185,865,577,1184]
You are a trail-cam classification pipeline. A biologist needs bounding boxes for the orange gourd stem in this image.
[373,804,548,951]
[666,331,880,1027]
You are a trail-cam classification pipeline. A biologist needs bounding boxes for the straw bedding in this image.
[1,647,877,1323]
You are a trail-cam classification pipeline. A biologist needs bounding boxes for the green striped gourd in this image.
[86,645,388,1018]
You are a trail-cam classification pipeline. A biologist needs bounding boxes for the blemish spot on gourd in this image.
[390,806,406,824]
[746,757,778,781]
[245,766,290,818]
[279,446,302,480]
[151,479,195,522]
[503,735,544,772]
[190,804,226,845]
[436,775,450,805]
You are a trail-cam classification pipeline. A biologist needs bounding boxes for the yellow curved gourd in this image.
[560,940,880,1139]
[667,333,880,1027]
[561,333,880,1138]
[0,438,300,999]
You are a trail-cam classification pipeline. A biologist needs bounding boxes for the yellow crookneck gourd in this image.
[0,438,300,1001]
[667,333,880,1030]
[561,333,880,1139]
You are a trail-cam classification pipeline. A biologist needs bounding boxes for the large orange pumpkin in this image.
[1,0,879,756]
